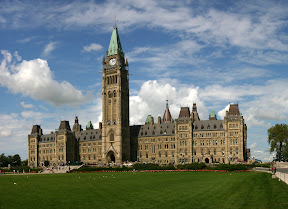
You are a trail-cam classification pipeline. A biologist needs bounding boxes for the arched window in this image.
[107,77,110,85]
[165,152,168,157]
[146,152,148,158]
[115,75,117,83]
[159,152,161,157]
[113,91,116,97]
[110,132,114,141]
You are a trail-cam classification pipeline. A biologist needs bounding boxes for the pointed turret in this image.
[162,100,173,123]
[209,109,217,120]
[192,103,200,121]
[107,26,123,56]
[86,121,94,130]
[73,116,82,133]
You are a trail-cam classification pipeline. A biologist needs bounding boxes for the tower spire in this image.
[107,25,123,56]
[162,100,173,123]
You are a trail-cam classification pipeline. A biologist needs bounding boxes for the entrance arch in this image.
[107,151,116,163]
[205,158,209,163]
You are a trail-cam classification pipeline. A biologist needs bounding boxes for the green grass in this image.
[0,171,288,209]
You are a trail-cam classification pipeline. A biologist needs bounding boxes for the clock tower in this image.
[102,26,130,163]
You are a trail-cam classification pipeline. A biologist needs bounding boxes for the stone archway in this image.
[107,151,116,163]
[205,158,209,163]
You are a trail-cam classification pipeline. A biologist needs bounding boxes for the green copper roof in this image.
[86,121,93,129]
[107,26,123,56]
[145,115,152,124]
[210,109,216,117]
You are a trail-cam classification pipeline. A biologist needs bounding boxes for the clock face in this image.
[109,58,116,66]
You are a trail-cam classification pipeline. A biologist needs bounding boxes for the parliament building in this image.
[28,27,248,167]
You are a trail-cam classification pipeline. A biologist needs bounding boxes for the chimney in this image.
[158,116,161,126]
[150,116,154,125]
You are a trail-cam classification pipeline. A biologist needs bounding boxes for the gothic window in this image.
[110,132,114,141]
[207,125,210,129]
[236,148,239,154]
[201,125,204,129]
[208,149,210,155]
[214,124,217,129]
[146,153,148,158]
[159,152,161,157]
[113,91,116,97]
[220,124,223,129]
[115,75,117,84]
[107,77,110,85]
[165,152,168,157]
[214,149,216,155]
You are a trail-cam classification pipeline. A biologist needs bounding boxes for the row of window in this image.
[80,154,101,161]
[139,151,175,159]
[139,144,176,151]
[139,138,175,143]
[179,125,188,130]
[80,148,100,153]
[194,139,224,146]
[193,132,225,138]
[229,123,239,129]
[107,75,118,85]
[229,132,239,137]
[195,124,223,130]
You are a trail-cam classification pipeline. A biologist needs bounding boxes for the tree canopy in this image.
[268,124,288,161]
[0,153,22,167]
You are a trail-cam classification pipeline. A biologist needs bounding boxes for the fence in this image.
[275,172,288,185]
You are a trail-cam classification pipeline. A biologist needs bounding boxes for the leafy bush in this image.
[209,164,249,171]
[177,163,207,170]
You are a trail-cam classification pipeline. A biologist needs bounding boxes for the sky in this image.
[0,0,288,161]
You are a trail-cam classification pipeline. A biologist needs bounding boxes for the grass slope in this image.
[0,172,287,209]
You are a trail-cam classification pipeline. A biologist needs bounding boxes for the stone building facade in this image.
[28,26,248,167]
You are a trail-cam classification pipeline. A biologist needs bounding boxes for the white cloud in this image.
[42,41,57,57]
[20,101,34,109]
[1,1,287,52]
[250,143,258,149]
[217,104,230,119]
[83,43,103,52]
[129,80,208,125]
[0,50,91,106]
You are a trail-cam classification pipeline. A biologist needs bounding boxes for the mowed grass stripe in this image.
[0,172,288,209]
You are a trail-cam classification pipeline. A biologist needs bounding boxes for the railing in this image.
[275,172,288,185]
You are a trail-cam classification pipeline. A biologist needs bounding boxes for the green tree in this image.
[268,124,288,161]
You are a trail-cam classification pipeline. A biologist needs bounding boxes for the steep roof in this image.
[194,120,224,131]
[78,129,102,142]
[58,121,71,131]
[130,123,175,138]
[178,107,190,119]
[107,26,123,56]
[228,104,240,116]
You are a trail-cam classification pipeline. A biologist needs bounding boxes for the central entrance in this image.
[107,151,116,163]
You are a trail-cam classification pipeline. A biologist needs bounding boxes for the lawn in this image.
[0,171,288,209]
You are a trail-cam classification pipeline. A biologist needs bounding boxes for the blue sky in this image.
[0,0,288,161]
